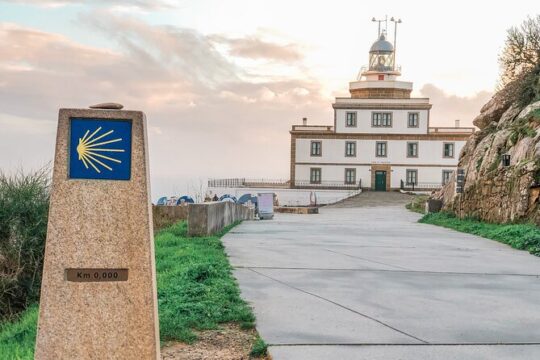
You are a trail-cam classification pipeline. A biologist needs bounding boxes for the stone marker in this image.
[35,106,160,359]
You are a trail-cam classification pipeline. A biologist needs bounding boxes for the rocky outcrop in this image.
[435,93,540,225]
[472,84,517,129]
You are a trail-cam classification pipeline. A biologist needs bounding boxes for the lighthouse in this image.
[286,17,474,192]
[208,17,475,203]
[349,29,413,99]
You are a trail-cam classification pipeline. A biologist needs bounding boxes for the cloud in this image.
[0,0,175,10]
[0,15,328,197]
[418,84,493,128]
[210,35,303,62]
[82,13,242,89]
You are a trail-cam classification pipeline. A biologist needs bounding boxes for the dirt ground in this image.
[161,324,270,360]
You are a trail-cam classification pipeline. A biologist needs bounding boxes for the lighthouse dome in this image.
[370,33,394,53]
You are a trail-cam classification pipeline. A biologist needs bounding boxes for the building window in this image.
[310,141,322,156]
[376,141,387,157]
[345,141,356,157]
[443,143,455,158]
[310,168,321,184]
[372,112,392,127]
[406,169,418,185]
[408,112,419,128]
[378,74,384,80]
[346,112,357,127]
[345,168,356,185]
[407,142,418,158]
[442,170,454,185]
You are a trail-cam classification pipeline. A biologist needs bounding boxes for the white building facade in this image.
[290,33,474,191]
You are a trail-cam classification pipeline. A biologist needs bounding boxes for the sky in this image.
[0,0,538,199]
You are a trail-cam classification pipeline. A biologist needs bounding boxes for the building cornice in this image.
[349,79,413,90]
[295,162,458,168]
[290,132,472,141]
[332,103,432,110]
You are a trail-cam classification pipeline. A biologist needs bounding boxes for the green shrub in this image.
[509,116,538,145]
[420,212,540,256]
[0,168,50,320]
[405,195,428,214]
[250,336,268,357]
[476,157,484,171]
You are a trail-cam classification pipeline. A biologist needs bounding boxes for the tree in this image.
[499,15,540,105]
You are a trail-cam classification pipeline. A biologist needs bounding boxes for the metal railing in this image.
[293,179,362,190]
[208,178,290,188]
[334,97,429,104]
[208,178,361,190]
[400,180,444,191]
[357,65,402,78]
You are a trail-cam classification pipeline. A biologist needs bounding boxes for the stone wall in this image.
[188,202,254,236]
[434,93,540,225]
[152,205,188,231]
[350,87,411,99]
[275,206,318,214]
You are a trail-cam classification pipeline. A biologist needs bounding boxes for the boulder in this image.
[497,103,521,130]
[472,87,515,129]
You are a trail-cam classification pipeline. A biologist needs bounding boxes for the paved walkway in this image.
[222,192,540,359]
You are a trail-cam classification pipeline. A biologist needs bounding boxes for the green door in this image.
[375,171,386,191]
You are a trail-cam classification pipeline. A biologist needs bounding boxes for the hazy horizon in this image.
[1,1,537,199]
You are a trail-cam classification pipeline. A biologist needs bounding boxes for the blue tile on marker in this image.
[69,118,132,180]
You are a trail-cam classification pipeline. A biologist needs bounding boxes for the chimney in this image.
[455,119,460,128]
[302,117,307,126]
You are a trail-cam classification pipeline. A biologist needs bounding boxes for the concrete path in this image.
[222,192,540,359]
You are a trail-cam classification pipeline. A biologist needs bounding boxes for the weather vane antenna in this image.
[371,15,388,37]
[390,17,402,71]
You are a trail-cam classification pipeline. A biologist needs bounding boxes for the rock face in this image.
[435,92,540,225]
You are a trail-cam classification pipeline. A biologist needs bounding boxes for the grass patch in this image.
[405,195,428,214]
[0,305,38,359]
[420,212,540,256]
[250,336,268,358]
[156,221,255,343]
[0,220,257,357]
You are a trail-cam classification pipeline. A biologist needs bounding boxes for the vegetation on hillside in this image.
[420,212,540,256]
[0,220,259,358]
[499,15,540,106]
[0,168,50,320]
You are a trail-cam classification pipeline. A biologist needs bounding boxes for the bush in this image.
[250,336,268,358]
[405,195,428,214]
[0,168,50,320]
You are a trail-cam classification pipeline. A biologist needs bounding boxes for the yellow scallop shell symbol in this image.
[76,127,125,173]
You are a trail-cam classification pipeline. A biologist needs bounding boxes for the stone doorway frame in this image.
[370,164,391,191]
